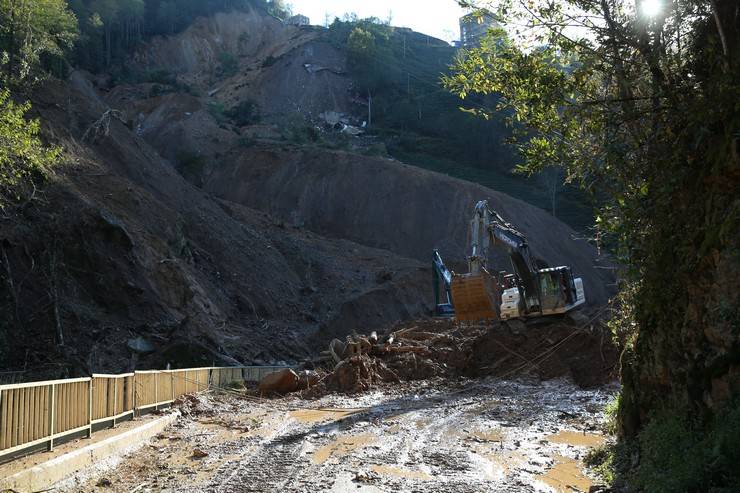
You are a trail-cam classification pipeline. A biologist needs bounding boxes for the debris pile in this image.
[326,354,400,393]
[257,314,618,396]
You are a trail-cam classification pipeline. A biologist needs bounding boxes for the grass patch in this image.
[586,400,740,492]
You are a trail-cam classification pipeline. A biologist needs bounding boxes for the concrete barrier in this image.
[0,412,179,492]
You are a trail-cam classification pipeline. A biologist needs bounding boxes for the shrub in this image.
[207,102,228,125]
[217,52,238,78]
[226,100,261,126]
[0,90,60,206]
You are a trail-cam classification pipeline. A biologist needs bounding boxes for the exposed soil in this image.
[298,314,618,396]
[0,6,613,379]
[57,379,618,492]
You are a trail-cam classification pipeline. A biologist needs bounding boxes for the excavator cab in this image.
[537,266,585,314]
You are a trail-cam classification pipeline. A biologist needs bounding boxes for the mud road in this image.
[58,379,617,492]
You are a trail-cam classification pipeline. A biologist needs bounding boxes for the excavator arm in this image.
[432,250,454,316]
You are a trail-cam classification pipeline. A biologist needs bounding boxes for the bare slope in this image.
[0,76,430,377]
[203,147,614,306]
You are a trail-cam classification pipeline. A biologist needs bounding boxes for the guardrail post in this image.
[133,372,138,418]
[48,384,55,451]
[87,379,93,438]
[112,378,118,427]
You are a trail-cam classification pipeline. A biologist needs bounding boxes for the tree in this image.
[0,89,60,206]
[0,0,78,85]
[446,0,738,486]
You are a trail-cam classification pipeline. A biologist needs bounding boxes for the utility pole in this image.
[367,90,372,128]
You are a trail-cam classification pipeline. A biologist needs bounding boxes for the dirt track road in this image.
[59,378,617,492]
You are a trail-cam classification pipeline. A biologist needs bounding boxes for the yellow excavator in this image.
[433,200,586,321]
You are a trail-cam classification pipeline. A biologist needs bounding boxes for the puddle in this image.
[371,465,432,481]
[536,455,593,492]
[313,433,377,464]
[290,408,366,424]
[545,430,605,448]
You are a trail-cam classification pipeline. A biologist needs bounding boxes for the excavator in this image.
[433,200,585,321]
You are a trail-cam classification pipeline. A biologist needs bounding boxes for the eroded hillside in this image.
[1,5,613,378]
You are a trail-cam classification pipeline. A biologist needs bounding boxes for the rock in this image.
[96,477,112,487]
[127,336,155,354]
[588,486,612,493]
[258,368,300,394]
[192,448,209,458]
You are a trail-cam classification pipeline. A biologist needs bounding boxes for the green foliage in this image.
[324,17,589,228]
[0,0,78,86]
[217,51,238,77]
[0,90,61,206]
[226,100,260,126]
[265,0,291,19]
[175,150,206,182]
[261,54,277,68]
[207,101,228,125]
[447,0,739,487]
[280,115,322,145]
[143,68,177,85]
[68,0,262,71]
[631,402,740,492]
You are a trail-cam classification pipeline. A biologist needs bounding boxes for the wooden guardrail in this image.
[0,365,289,462]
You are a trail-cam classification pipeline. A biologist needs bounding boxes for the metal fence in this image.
[0,366,288,462]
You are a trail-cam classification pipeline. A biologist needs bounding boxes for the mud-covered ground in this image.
[58,378,617,492]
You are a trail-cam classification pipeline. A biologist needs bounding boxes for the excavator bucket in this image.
[450,273,499,321]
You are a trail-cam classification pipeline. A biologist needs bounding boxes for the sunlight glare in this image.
[640,0,663,18]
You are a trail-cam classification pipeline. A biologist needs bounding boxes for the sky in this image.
[288,0,468,43]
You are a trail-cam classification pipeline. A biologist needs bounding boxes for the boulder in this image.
[258,368,299,394]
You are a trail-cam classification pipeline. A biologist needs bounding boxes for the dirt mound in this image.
[303,315,617,394]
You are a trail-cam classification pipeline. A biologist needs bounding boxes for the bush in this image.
[217,52,238,78]
[145,69,178,86]
[175,151,206,183]
[226,100,261,126]
[207,102,228,125]
[0,90,60,206]
[262,55,278,68]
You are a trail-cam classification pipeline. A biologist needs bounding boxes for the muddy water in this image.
[59,378,617,493]
[313,433,377,464]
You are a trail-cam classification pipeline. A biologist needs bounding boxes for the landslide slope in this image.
[0,75,429,377]
[104,7,613,306]
[203,147,614,306]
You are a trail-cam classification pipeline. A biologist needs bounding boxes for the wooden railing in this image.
[0,366,288,462]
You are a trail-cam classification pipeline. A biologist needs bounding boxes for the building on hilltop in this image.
[459,11,499,48]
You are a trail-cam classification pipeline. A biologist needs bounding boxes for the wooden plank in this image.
[8,389,16,448]
[13,389,21,447]
[48,384,55,450]
[0,390,5,450]
[23,387,31,445]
